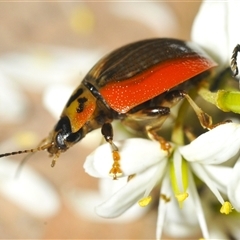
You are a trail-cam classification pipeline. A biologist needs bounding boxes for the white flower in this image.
[84,122,240,239]
[192,0,240,67]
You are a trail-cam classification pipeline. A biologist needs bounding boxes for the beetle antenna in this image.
[0,149,38,158]
[0,142,52,159]
[0,141,53,178]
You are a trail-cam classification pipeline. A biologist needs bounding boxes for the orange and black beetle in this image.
[0,38,220,178]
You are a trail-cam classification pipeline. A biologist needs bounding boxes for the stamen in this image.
[156,174,171,240]
[142,159,168,198]
[160,194,171,203]
[175,192,189,208]
[138,159,168,208]
[220,201,233,214]
[191,163,225,205]
[188,170,210,239]
[170,150,189,207]
[138,196,152,207]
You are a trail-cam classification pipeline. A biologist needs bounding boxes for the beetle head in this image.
[0,115,84,167]
[45,116,83,164]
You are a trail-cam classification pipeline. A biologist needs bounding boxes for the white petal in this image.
[201,165,232,194]
[191,163,225,205]
[0,158,61,218]
[188,170,209,238]
[179,123,240,164]
[192,0,240,66]
[156,173,171,240]
[160,170,206,238]
[84,138,167,178]
[99,176,131,197]
[95,165,160,218]
[163,196,201,238]
[228,158,240,211]
[64,187,148,223]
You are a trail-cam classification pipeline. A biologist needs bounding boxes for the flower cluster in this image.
[84,123,240,239]
[82,0,240,239]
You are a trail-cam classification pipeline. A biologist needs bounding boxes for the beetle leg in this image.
[140,107,172,152]
[127,106,170,119]
[123,90,186,152]
[124,106,172,152]
[147,127,172,152]
[101,122,122,180]
[182,92,213,129]
[164,90,214,129]
[144,90,187,151]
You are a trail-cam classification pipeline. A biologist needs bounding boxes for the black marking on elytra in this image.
[77,97,88,113]
[66,88,84,108]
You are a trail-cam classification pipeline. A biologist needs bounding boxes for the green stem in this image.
[199,88,240,114]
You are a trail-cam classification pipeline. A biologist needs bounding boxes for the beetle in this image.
[1,38,238,179]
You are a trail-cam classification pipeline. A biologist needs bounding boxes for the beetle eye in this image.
[56,132,67,149]
[66,130,82,144]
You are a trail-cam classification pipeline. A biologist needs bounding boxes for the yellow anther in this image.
[160,194,171,203]
[175,192,189,208]
[175,192,189,202]
[220,201,233,214]
[138,196,152,207]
